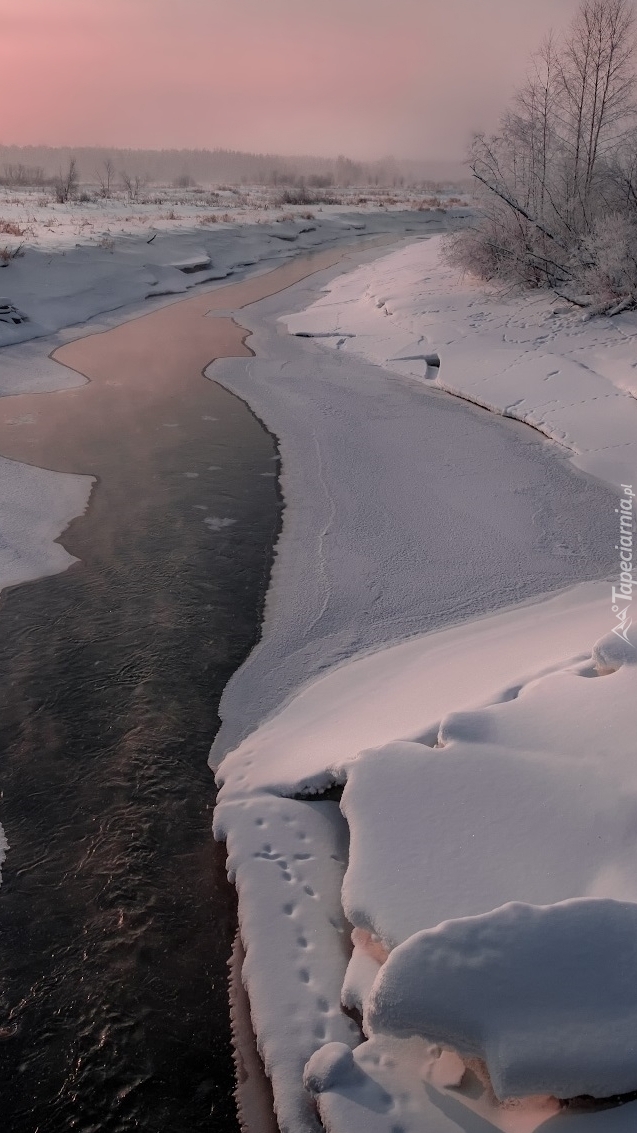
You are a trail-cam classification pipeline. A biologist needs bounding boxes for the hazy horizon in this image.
[2,0,582,162]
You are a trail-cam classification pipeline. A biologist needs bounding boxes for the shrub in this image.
[0,244,25,264]
[0,220,26,236]
[275,187,339,206]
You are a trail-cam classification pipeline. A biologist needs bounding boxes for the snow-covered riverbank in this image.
[209,240,635,1131]
[284,234,637,489]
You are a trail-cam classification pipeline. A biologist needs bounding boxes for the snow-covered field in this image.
[0,182,466,254]
[210,239,637,1131]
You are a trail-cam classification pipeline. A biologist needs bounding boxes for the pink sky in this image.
[1,0,581,160]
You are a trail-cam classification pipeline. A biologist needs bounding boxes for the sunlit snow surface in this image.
[217,579,637,1130]
[284,234,637,488]
[212,239,637,1131]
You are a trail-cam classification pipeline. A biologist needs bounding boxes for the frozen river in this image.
[0,230,620,1133]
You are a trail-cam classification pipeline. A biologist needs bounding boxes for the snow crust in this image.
[216,578,637,1128]
[215,581,610,803]
[309,1034,637,1133]
[298,622,637,1130]
[284,235,637,488]
[341,634,637,949]
[229,931,280,1133]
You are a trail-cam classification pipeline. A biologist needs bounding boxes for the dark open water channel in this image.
[0,299,283,1130]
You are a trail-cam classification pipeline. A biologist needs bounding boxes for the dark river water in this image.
[0,355,281,1130]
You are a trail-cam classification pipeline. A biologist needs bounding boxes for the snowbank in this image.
[367,898,637,1100]
[283,234,637,488]
[294,624,637,1131]
[307,1033,637,1133]
[215,577,637,1128]
[220,795,359,1133]
[214,581,611,805]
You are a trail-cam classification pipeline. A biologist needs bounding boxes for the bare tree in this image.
[1,163,46,187]
[120,170,147,202]
[447,0,637,311]
[96,158,115,199]
[53,157,79,203]
[559,0,636,223]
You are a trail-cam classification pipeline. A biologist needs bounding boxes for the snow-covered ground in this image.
[0,182,467,253]
[284,235,637,490]
[0,207,465,354]
[207,238,635,1131]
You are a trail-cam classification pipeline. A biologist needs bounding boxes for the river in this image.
[0,246,374,1132]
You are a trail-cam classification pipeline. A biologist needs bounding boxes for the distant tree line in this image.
[0,145,467,193]
[446,0,637,313]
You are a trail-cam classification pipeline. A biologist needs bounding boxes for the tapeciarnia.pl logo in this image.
[611,484,635,646]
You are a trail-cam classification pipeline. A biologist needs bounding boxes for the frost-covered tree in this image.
[447,0,637,312]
